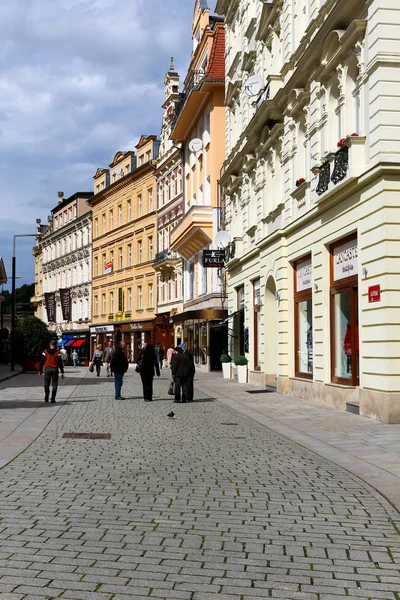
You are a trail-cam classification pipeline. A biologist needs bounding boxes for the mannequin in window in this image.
[306,325,313,372]
[344,321,359,374]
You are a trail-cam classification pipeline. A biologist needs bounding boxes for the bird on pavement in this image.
[167,411,174,418]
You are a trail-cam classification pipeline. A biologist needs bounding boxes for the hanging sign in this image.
[296,258,312,291]
[333,239,358,281]
[44,292,56,322]
[118,287,124,312]
[203,249,225,268]
[59,288,71,321]
[368,284,381,303]
[104,261,113,275]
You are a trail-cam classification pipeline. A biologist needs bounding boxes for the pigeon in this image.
[167,411,175,418]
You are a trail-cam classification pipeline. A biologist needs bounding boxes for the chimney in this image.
[58,191,64,204]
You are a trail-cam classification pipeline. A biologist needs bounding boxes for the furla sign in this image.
[333,239,358,281]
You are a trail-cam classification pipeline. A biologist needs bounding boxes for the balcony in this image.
[312,136,366,204]
[170,206,214,260]
[153,250,181,273]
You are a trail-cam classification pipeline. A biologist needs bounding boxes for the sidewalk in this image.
[195,371,400,511]
[0,366,89,468]
[0,363,22,383]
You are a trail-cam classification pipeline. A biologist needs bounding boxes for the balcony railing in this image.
[154,250,180,264]
[173,69,206,124]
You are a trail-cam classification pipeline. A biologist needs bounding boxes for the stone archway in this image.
[264,276,278,385]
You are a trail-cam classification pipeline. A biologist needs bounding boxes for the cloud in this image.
[0,0,195,288]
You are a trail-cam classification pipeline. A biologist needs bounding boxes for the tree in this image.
[13,315,53,363]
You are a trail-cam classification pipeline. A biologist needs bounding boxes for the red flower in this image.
[296,178,306,187]
[337,138,346,148]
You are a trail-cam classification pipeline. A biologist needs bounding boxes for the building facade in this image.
[39,191,93,357]
[217,0,400,422]
[90,136,159,361]
[154,59,184,351]
[30,222,43,320]
[169,0,227,371]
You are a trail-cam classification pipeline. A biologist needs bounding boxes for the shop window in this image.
[294,257,313,378]
[330,236,359,385]
[253,279,261,370]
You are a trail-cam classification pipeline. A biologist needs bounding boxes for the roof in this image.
[0,257,7,285]
[51,192,94,215]
[206,23,225,79]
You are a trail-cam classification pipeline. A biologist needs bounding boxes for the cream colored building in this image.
[169,0,227,371]
[217,0,400,422]
[154,59,184,350]
[90,136,159,361]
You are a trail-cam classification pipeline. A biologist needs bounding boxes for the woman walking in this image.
[93,344,103,376]
[139,344,160,402]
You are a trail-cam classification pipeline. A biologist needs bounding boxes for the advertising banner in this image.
[59,288,71,321]
[104,261,113,275]
[44,292,56,323]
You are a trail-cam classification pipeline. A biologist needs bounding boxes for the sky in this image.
[0,0,217,289]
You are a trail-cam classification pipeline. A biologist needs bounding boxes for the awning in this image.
[65,340,75,347]
[57,340,64,347]
[70,339,86,348]
[221,309,243,323]
[170,308,227,324]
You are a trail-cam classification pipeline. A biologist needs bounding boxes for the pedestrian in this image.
[93,344,103,376]
[110,341,129,400]
[59,345,68,366]
[102,340,114,377]
[166,343,175,367]
[171,346,192,403]
[139,343,160,402]
[156,345,164,370]
[38,339,65,403]
[72,349,79,368]
[179,343,195,402]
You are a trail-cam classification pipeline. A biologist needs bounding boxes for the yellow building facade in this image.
[90,135,160,361]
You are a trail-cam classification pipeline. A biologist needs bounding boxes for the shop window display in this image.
[294,257,313,378]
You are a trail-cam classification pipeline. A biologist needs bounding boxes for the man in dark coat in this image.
[179,343,195,402]
[171,347,192,403]
[110,341,129,400]
[39,340,65,403]
[139,344,160,402]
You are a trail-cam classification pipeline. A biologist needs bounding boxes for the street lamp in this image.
[10,233,43,371]
[0,257,7,335]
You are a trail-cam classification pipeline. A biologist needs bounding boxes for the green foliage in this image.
[13,316,53,362]
[220,353,232,363]
[234,355,248,366]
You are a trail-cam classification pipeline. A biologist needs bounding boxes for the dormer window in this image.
[193,26,200,52]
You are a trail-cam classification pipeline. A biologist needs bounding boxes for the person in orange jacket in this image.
[39,340,65,403]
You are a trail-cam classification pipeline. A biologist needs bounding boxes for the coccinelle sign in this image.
[368,285,381,303]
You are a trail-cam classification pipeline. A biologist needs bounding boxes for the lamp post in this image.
[10,233,41,371]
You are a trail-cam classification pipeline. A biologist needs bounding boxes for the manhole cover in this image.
[220,423,238,426]
[62,433,111,440]
[246,389,274,394]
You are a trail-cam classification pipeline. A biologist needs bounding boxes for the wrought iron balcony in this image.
[153,249,181,271]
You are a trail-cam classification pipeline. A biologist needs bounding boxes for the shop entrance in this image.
[264,276,278,383]
[210,323,227,371]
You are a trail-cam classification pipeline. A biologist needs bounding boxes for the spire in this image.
[169,57,175,72]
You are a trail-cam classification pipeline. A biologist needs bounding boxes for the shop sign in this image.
[90,325,114,333]
[59,288,71,321]
[296,258,312,291]
[203,249,225,268]
[118,287,124,312]
[131,323,144,330]
[44,292,56,322]
[333,239,358,281]
[104,261,113,275]
[368,284,381,303]
[124,312,132,320]
[108,313,114,322]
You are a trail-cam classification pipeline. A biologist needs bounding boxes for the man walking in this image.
[171,347,192,403]
[179,343,195,402]
[39,340,65,403]
[110,341,128,400]
[72,349,79,368]
[103,340,114,377]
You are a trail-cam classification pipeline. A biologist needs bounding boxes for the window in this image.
[118,247,123,270]
[69,207,72,221]
[127,287,132,310]
[148,283,153,308]
[188,260,195,300]
[138,240,142,263]
[139,155,144,166]
[253,279,261,370]
[102,253,106,272]
[148,237,153,261]
[102,293,106,314]
[94,256,99,277]
[126,163,130,174]
[128,243,132,266]
[294,257,313,378]
[110,291,114,313]
[118,205,122,226]
[110,209,114,230]
[148,188,153,212]
[94,295,98,315]
[138,286,142,309]
[110,250,114,268]
[94,218,98,237]
[96,184,100,193]
[330,236,359,385]
[127,200,132,221]
[146,150,151,162]
[138,194,142,217]
[102,214,106,234]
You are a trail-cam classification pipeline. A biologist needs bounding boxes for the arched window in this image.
[328,77,341,149]
[345,56,360,134]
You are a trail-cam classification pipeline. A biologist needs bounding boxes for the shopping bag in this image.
[89,363,94,373]
[168,380,175,396]
[135,359,142,373]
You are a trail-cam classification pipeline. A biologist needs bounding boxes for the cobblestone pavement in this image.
[0,369,399,600]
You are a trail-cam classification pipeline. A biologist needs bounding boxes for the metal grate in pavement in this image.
[62,432,111,440]
[220,422,238,426]
[246,389,274,394]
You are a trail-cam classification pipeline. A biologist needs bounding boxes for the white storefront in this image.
[217,0,400,422]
